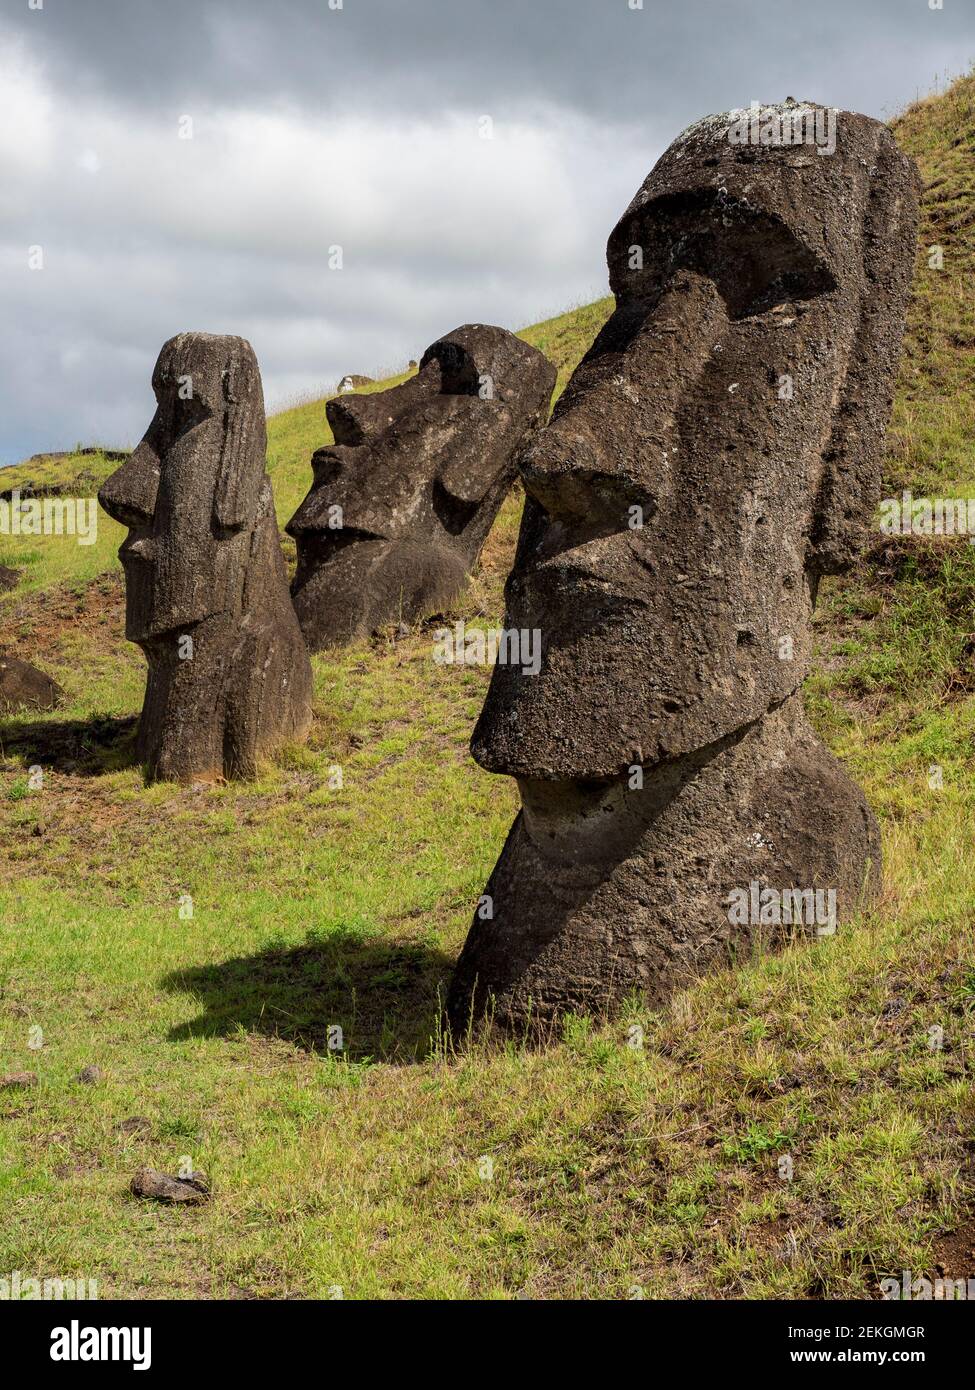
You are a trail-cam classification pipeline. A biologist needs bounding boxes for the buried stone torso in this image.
[286,324,555,649]
[448,105,919,1030]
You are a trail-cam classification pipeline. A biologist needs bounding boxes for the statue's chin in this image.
[293,537,469,648]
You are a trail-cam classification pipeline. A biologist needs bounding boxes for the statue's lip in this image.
[470,745,666,783]
[290,523,387,546]
[119,535,155,564]
[516,549,651,608]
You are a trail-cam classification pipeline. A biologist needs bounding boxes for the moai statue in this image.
[286,325,556,649]
[99,334,313,782]
[448,105,920,1032]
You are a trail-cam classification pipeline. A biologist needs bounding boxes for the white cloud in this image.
[0,38,54,177]
[6,0,966,467]
[0,43,652,464]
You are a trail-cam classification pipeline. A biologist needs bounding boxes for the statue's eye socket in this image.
[311,454,342,488]
[172,394,211,436]
[691,232,836,319]
[736,259,837,319]
[624,194,837,320]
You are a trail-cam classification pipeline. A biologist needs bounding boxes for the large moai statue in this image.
[448,105,920,1032]
[286,325,556,649]
[99,334,313,782]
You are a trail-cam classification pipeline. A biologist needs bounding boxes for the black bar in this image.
[3,1297,968,1374]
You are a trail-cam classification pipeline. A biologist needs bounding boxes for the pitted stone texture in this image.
[287,324,556,649]
[449,106,919,1032]
[99,334,313,783]
[0,653,62,713]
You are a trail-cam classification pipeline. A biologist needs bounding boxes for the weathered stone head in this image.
[99,333,313,782]
[286,324,556,648]
[448,105,919,1032]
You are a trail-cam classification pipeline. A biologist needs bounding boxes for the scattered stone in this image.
[130,1166,210,1204]
[115,1116,152,1136]
[1,1071,38,1090]
[98,334,314,782]
[25,446,129,466]
[0,653,63,713]
[0,564,20,593]
[54,1159,95,1180]
[77,1065,102,1085]
[449,105,920,1031]
[338,373,374,391]
[288,324,556,649]
[0,452,126,503]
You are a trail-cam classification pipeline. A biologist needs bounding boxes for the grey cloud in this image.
[1,0,972,463]
[6,0,973,123]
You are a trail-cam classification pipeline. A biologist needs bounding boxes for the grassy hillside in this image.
[887,73,975,496]
[0,81,973,1300]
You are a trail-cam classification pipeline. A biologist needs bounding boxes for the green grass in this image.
[887,72,975,496]
[1,452,127,599]
[1,79,974,1300]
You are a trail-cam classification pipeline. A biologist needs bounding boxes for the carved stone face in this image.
[98,333,312,784]
[448,107,918,1029]
[99,333,267,643]
[472,108,918,781]
[286,324,555,648]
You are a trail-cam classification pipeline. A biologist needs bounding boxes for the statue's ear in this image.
[436,402,512,504]
[427,332,500,500]
[212,351,267,531]
[809,130,920,575]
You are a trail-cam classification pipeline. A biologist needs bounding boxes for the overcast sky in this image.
[1,0,972,466]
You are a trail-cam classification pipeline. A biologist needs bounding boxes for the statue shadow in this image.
[161,935,456,1064]
[0,714,138,776]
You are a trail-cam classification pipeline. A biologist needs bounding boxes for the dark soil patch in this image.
[2,573,126,668]
[929,1211,975,1281]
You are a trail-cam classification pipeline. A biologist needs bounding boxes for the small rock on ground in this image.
[130,1167,210,1204]
[0,1072,37,1090]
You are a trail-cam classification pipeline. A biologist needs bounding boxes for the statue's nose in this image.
[327,388,413,447]
[98,436,160,529]
[521,423,653,532]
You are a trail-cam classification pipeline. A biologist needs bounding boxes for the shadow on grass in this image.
[161,934,456,1063]
[0,713,138,776]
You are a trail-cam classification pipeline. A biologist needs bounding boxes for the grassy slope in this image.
[887,75,975,497]
[1,83,973,1298]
